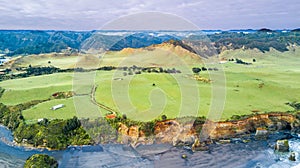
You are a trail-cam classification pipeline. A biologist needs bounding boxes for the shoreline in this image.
[2,111,299,151]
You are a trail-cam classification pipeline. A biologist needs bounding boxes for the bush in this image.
[24,154,58,168]
[192,67,201,74]
[13,117,92,149]
[161,115,167,121]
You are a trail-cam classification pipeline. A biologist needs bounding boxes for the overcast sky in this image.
[0,0,299,30]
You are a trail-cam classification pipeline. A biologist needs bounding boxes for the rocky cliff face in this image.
[117,113,298,147]
[154,120,196,146]
[118,124,153,146]
[203,113,296,140]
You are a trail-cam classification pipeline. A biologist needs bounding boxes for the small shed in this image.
[37,118,44,122]
[50,104,64,110]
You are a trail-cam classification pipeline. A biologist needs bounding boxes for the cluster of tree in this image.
[24,154,58,168]
[97,66,116,71]
[14,116,92,149]
[235,58,252,65]
[192,67,218,74]
[120,65,181,76]
[228,58,256,63]
[0,64,183,82]
[0,65,117,82]
[26,66,60,76]
[0,66,62,81]
[80,117,118,144]
[0,103,22,130]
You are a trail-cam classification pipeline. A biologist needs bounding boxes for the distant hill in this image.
[108,33,177,51]
[112,39,202,66]
[0,30,91,56]
[0,30,299,56]
[258,28,274,32]
[292,28,300,32]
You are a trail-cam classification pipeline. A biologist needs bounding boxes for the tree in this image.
[122,114,127,120]
[253,58,256,62]
[192,67,201,74]
[63,116,81,134]
[48,60,51,64]
[24,154,58,168]
[161,115,167,121]
[38,118,49,126]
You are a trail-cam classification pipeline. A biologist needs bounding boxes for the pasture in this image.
[0,48,299,122]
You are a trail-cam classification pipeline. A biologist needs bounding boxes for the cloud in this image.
[0,0,299,30]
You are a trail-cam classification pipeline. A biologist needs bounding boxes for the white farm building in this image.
[51,104,64,110]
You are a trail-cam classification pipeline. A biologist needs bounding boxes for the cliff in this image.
[118,112,299,147]
[202,113,296,140]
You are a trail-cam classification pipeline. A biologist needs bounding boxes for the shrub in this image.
[192,67,201,74]
[24,154,58,168]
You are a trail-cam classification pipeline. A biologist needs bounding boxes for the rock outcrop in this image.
[117,123,153,146]
[275,139,289,152]
[289,152,296,161]
[255,127,268,140]
[117,112,298,148]
[154,120,196,146]
[202,113,295,140]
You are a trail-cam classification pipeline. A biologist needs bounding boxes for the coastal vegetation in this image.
[14,116,92,149]
[24,154,58,168]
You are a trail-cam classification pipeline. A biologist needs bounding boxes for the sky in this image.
[0,0,299,30]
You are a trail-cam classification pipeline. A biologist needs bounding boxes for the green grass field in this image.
[12,54,79,69]
[0,48,299,122]
[22,98,77,123]
[94,71,211,121]
[0,73,73,105]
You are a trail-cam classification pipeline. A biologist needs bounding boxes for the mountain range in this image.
[0,29,299,56]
